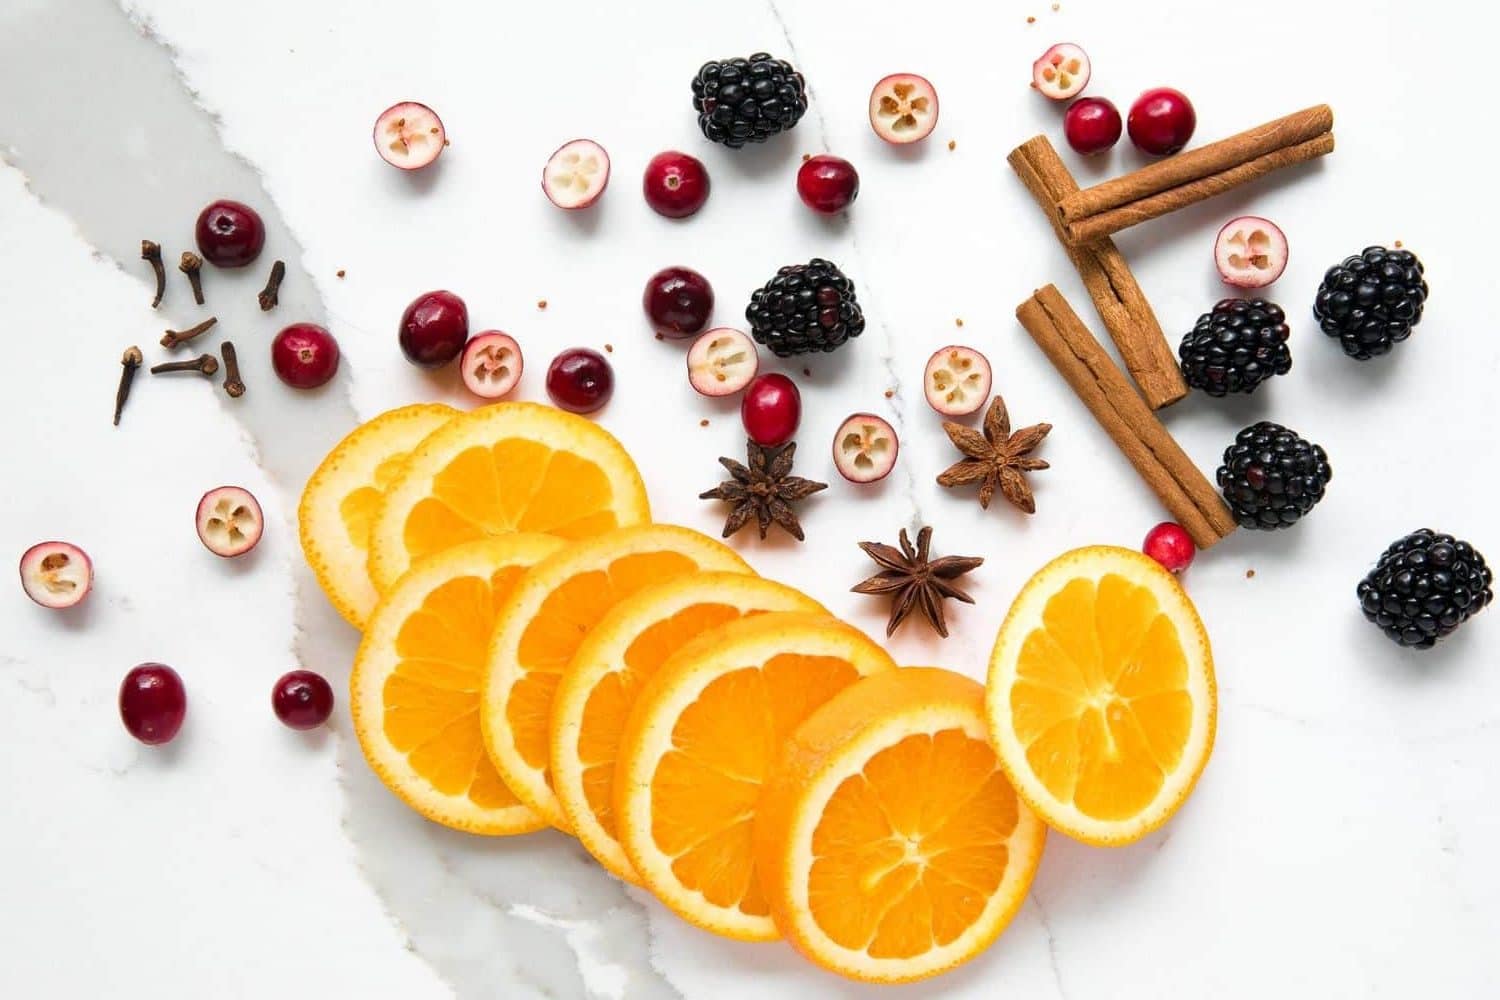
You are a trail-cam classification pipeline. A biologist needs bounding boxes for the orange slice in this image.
[986,546,1216,846]
[551,575,827,883]
[351,533,566,834]
[299,403,456,628]
[481,525,751,829]
[617,613,897,941]
[367,402,650,593]
[755,668,1045,983]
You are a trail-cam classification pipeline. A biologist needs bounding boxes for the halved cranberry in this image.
[686,328,758,397]
[373,102,446,170]
[923,346,992,416]
[832,414,899,484]
[797,155,859,214]
[461,331,523,399]
[1215,216,1289,288]
[194,199,265,268]
[868,74,939,144]
[196,486,264,558]
[542,139,610,210]
[643,267,714,339]
[1032,44,1090,101]
[1128,88,1197,155]
[18,541,92,610]
[741,373,801,447]
[120,663,187,746]
[271,323,340,389]
[399,290,469,368]
[643,151,710,219]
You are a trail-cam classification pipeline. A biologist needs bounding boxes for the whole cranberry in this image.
[1064,97,1123,156]
[272,670,335,730]
[271,323,340,389]
[120,663,187,745]
[741,373,801,447]
[194,199,266,268]
[1143,522,1196,574]
[643,151,710,219]
[643,267,714,339]
[797,155,860,214]
[1128,88,1197,156]
[399,290,469,368]
[546,348,614,414]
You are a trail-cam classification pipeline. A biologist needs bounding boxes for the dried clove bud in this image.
[179,251,205,305]
[141,240,165,308]
[220,341,245,398]
[114,346,143,426]
[151,353,219,377]
[257,259,286,311]
[160,316,218,350]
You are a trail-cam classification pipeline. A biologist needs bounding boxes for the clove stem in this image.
[179,251,205,305]
[141,240,165,309]
[114,346,143,426]
[160,316,218,349]
[220,341,245,398]
[151,353,219,376]
[257,259,286,311]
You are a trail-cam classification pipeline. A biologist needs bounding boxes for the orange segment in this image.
[986,546,1216,846]
[299,403,456,628]
[616,613,897,941]
[755,668,1045,983]
[351,534,566,834]
[551,573,826,883]
[481,526,751,829]
[368,402,650,593]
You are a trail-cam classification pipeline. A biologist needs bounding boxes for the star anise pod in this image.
[852,526,983,638]
[936,394,1051,514]
[700,440,827,541]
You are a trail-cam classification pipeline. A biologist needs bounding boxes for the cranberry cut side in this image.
[546,348,614,414]
[399,290,469,368]
[196,486,264,558]
[373,101,446,171]
[194,199,266,268]
[1128,88,1197,155]
[1064,97,1123,156]
[19,541,93,610]
[868,74,939,145]
[273,670,335,730]
[120,663,187,746]
[643,151,710,219]
[542,139,611,210]
[271,323,340,389]
[832,413,899,484]
[741,373,801,448]
[643,267,714,339]
[1032,43,1090,100]
[797,155,859,214]
[1215,216,1289,288]
[461,331,523,399]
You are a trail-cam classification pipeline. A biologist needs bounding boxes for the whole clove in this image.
[141,240,165,308]
[160,316,218,350]
[151,353,219,377]
[220,341,245,398]
[114,346,143,426]
[257,259,286,311]
[179,251,205,305]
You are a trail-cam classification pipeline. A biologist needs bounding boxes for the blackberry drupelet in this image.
[1179,298,1292,396]
[1216,421,1332,530]
[746,259,865,357]
[1313,245,1428,360]
[1357,530,1492,649]
[691,54,808,148]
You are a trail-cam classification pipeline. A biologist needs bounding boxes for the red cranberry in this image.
[643,267,714,339]
[741,373,801,447]
[271,323,340,389]
[1127,88,1197,156]
[1143,522,1196,574]
[272,670,335,730]
[546,348,614,414]
[120,663,187,745]
[1064,97,1123,156]
[643,151,710,219]
[194,199,266,268]
[399,290,469,368]
[796,155,859,214]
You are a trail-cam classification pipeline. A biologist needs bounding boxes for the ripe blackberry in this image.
[1216,421,1332,530]
[1178,298,1292,396]
[1313,245,1428,360]
[1357,530,1492,649]
[746,258,865,357]
[691,54,808,148]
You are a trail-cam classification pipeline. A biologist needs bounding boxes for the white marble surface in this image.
[3,0,1498,996]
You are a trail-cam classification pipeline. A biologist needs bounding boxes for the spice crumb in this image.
[884,389,895,399]
[1026,15,1036,23]
[947,139,956,151]
[537,299,548,310]
[699,419,710,428]
[1246,569,1256,579]
[802,367,812,377]
[1394,240,1404,248]
[655,333,665,341]
[336,269,345,278]
[802,153,812,162]
[604,343,614,353]
[955,318,964,327]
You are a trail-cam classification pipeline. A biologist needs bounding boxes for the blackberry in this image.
[1357,530,1492,649]
[1216,421,1332,530]
[746,259,865,357]
[1178,298,1292,396]
[1313,245,1428,360]
[691,54,807,148]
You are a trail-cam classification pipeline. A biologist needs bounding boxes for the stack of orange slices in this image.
[299,402,1218,985]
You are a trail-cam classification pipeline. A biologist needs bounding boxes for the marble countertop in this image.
[3,0,1496,996]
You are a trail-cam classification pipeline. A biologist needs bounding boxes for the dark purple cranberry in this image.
[272,670,335,730]
[120,663,187,745]
[643,267,714,339]
[399,290,469,368]
[271,323,340,389]
[194,199,266,268]
[796,155,860,214]
[546,348,614,414]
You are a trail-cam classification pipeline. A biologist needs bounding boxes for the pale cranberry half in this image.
[687,328,758,397]
[196,486,264,558]
[374,102,446,171]
[868,74,939,144]
[832,414,899,484]
[923,346,993,416]
[461,332,524,399]
[542,139,610,209]
[19,541,93,610]
[1032,43,1090,100]
[1214,216,1289,289]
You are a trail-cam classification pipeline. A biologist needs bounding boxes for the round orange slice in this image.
[351,533,566,834]
[617,613,897,941]
[367,402,650,593]
[551,574,827,883]
[481,525,751,829]
[299,403,456,628]
[755,667,1046,983]
[986,546,1216,846]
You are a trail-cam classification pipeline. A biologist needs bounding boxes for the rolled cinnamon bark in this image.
[1016,285,1237,549]
[1008,136,1187,410]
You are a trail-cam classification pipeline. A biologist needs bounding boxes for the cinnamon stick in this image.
[1057,105,1334,244]
[1008,136,1187,410]
[1016,285,1237,549]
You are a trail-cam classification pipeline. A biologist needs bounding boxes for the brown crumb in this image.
[802,153,812,162]
[955,318,964,327]
[443,139,451,147]
[802,367,812,377]
[700,419,710,428]
[1246,569,1256,579]
[655,333,665,341]
[947,139,956,151]
[1026,15,1036,23]
[537,299,548,310]
[336,269,346,278]
[1394,240,1403,248]
[604,343,614,353]
[883,389,895,399]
